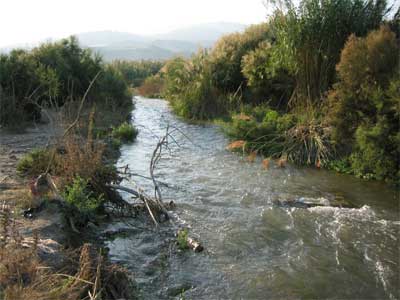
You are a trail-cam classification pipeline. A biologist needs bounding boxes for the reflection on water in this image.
[106,97,399,299]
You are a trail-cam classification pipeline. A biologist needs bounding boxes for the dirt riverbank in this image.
[0,123,65,263]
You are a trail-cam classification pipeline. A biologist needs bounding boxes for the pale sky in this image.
[0,0,268,47]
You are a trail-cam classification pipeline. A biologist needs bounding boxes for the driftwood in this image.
[187,237,204,252]
[106,126,175,226]
[106,184,162,226]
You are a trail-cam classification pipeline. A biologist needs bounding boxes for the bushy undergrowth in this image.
[62,177,104,220]
[16,149,53,176]
[223,106,332,166]
[327,26,399,181]
[0,37,132,128]
[111,60,163,88]
[137,74,164,97]
[112,122,138,143]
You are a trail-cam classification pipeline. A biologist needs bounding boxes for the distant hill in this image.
[1,22,247,61]
[152,22,246,42]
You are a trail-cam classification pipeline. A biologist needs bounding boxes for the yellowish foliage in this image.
[247,151,257,163]
[226,140,246,151]
[232,113,252,121]
[277,156,287,168]
[262,158,270,170]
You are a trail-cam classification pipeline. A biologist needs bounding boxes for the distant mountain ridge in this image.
[1,22,247,61]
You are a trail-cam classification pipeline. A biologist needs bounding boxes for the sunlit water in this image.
[105,97,399,299]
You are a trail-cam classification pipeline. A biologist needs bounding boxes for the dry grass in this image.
[247,151,257,163]
[0,209,135,300]
[262,158,270,170]
[226,140,246,152]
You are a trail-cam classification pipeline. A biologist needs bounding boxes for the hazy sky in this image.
[0,0,268,47]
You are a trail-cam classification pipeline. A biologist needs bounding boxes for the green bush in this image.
[349,119,399,180]
[0,37,133,128]
[269,0,388,105]
[163,51,226,120]
[138,74,164,97]
[62,177,104,218]
[16,149,53,176]
[111,122,138,143]
[111,60,163,87]
[326,26,399,181]
[325,158,353,174]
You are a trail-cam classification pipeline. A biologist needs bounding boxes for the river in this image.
[105,97,399,299]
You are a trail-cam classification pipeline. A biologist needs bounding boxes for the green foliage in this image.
[163,51,225,120]
[112,122,138,143]
[325,158,353,174]
[32,36,102,104]
[94,64,132,108]
[62,176,104,218]
[327,26,399,181]
[241,41,293,108]
[162,24,275,119]
[16,149,53,176]
[177,229,189,250]
[225,104,333,165]
[269,0,389,104]
[349,119,398,180]
[0,36,132,127]
[210,23,271,93]
[138,74,164,97]
[111,60,163,87]
[160,1,398,182]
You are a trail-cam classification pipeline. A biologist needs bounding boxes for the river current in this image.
[105,97,399,300]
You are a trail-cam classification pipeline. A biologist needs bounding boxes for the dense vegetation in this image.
[0,36,132,127]
[0,36,143,223]
[111,60,163,88]
[161,0,399,182]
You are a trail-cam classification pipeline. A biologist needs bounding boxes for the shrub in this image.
[137,74,164,97]
[62,177,104,218]
[225,105,332,165]
[16,149,53,176]
[111,122,138,143]
[241,41,293,108]
[0,37,133,128]
[163,51,225,120]
[111,60,164,87]
[326,26,399,181]
[349,118,399,180]
[269,0,388,105]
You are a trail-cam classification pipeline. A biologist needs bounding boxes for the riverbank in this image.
[0,106,137,299]
[0,123,65,263]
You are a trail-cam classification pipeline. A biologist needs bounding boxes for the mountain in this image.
[153,22,246,42]
[1,22,247,61]
[76,31,149,47]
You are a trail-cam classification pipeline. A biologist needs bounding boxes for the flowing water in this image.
[106,97,399,299]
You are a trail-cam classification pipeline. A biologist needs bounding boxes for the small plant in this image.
[17,149,53,176]
[177,228,189,250]
[111,122,138,143]
[62,177,103,218]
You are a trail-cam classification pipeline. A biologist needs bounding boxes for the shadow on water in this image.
[105,97,399,299]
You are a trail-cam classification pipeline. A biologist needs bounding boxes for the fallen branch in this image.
[106,184,160,227]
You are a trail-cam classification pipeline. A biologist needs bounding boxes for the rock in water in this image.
[273,196,355,209]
